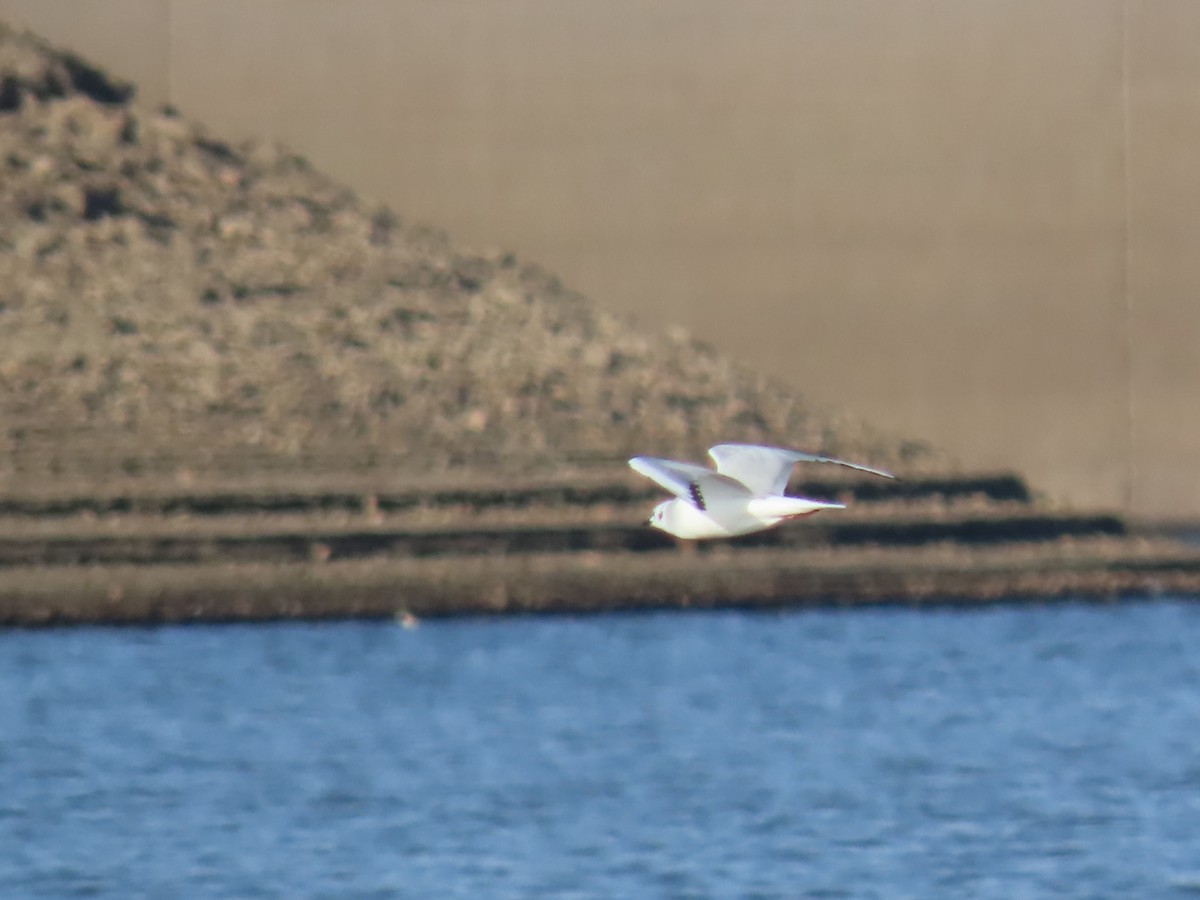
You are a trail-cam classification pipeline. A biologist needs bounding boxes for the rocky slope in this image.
[0,23,938,485]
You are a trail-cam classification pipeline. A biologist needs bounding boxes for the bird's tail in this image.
[747,496,845,519]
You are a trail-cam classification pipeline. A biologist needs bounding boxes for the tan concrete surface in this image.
[1,1,1195,518]
[1126,1,1200,519]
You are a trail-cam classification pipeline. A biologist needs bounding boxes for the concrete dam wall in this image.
[2,0,1196,520]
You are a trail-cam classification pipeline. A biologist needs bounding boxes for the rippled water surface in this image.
[4,599,1200,898]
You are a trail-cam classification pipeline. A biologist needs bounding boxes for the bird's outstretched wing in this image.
[708,443,894,496]
[628,456,750,509]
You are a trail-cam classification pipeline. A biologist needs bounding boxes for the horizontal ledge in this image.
[1,542,1197,627]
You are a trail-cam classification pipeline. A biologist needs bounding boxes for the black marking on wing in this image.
[688,481,707,511]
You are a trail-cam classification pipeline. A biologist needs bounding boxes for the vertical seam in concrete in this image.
[1119,0,1137,517]
[165,0,175,109]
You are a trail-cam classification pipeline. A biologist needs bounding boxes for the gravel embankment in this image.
[0,22,938,488]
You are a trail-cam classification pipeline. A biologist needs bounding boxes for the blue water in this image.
[3,600,1200,898]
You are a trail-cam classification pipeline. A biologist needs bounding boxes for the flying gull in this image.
[629,443,894,540]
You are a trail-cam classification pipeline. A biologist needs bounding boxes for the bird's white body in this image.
[630,443,894,541]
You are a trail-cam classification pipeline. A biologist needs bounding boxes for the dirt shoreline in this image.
[0,469,1196,627]
[3,542,1199,628]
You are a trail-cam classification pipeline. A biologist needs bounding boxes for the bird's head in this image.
[648,500,671,531]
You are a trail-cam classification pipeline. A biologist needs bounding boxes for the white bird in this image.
[629,443,894,540]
